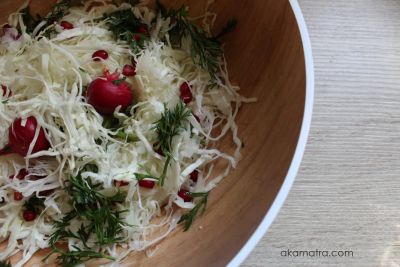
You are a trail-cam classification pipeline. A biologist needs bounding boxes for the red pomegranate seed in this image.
[23,210,37,221]
[9,168,28,180]
[137,24,149,34]
[138,180,155,189]
[178,189,192,202]
[92,50,109,61]
[3,24,20,40]
[1,85,9,97]
[14,191,23,201]
[60,21,74,30]
[193,114,200,123]
[133,34,141,41]
[122,64,136,77]
[114,180,130,187]
[180,82,193,104]
[17,169,28,180]
[153,143,164,156]
[189,170,199,183]
[3,24,11,33]
[38,189,54,197]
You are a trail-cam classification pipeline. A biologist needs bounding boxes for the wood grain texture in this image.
[0,1,306,266]
[243,0,400,266]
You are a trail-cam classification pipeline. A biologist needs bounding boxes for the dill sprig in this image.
[48,246,112,267]
[0,260,12,267]
[153,102,191,186]
[102,116,139,143]
[43,0,73,24]
[134,172,159,181]
[21,0,74,35]
[178,191,209,231]
[21,6,39,34]
[103,9,148,54]
[46,164,128,265]
[156,1,223,79]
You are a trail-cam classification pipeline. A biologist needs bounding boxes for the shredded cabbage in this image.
[0,1,254,266]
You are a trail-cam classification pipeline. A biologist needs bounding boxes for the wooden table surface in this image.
[243,0,400,266]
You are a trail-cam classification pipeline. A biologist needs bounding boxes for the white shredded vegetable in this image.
[0,1,253,266]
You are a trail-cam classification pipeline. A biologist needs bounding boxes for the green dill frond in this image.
[23,195,45,214]
[178,191,209,231]
[157,1,224,78]
[154,102,191,156]
[153,102,191,185]
[103,9,148,54]
[21,0,83,36]
[47,165,129,264]
[0,260,12,267]
[43,0,73,23]
[48,246,113,267]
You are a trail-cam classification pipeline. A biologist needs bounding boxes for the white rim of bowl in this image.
[227,0,315,266]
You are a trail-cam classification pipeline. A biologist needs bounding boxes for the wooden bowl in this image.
[0,0,313,266]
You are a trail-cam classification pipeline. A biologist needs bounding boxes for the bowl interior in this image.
[0,1,306,266]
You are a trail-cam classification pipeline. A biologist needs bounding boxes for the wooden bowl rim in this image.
[229,1,314,265]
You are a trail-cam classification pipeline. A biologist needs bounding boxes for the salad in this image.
[0,0,252,266]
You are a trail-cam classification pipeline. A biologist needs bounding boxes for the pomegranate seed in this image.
[154,143,164,156]
[23,210,37,221]
[14,191,23,201]
[3,24,11,32]
[60,21,74,30]
[156,148,164,156]
[1,85,6,95]
[138,180,155,189]
[92,50,109,61]
[3,24,20,40]
[137,24,149,34]
[133,34,141,41]
[17,169,28,180]
[180,82,193,104]
[189,170,199,183]
[38,189,54,196]
[114,180,130,187]
[9,169,28,180]
[122,64,136,77]
[193,114,200,123]
[178,189,192,202]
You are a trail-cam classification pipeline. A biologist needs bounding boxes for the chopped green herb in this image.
[0,260,12,267]
[134,172,159,181]
[112,77,127,85]
[21,0,75,36]
[113,130,139,142]
[178,191,209,231]
[156,1,223,79]
[103,9,147,54]
[23,195,45,214]
[78,67,87,73]
[20,6,39,34]
[46,165,129,265]
[153,102,191,185]
[43,0,72,24]
[102,116,138,142]
[45,246,112,267]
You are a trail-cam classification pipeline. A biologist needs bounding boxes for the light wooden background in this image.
[243,0,400,266]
